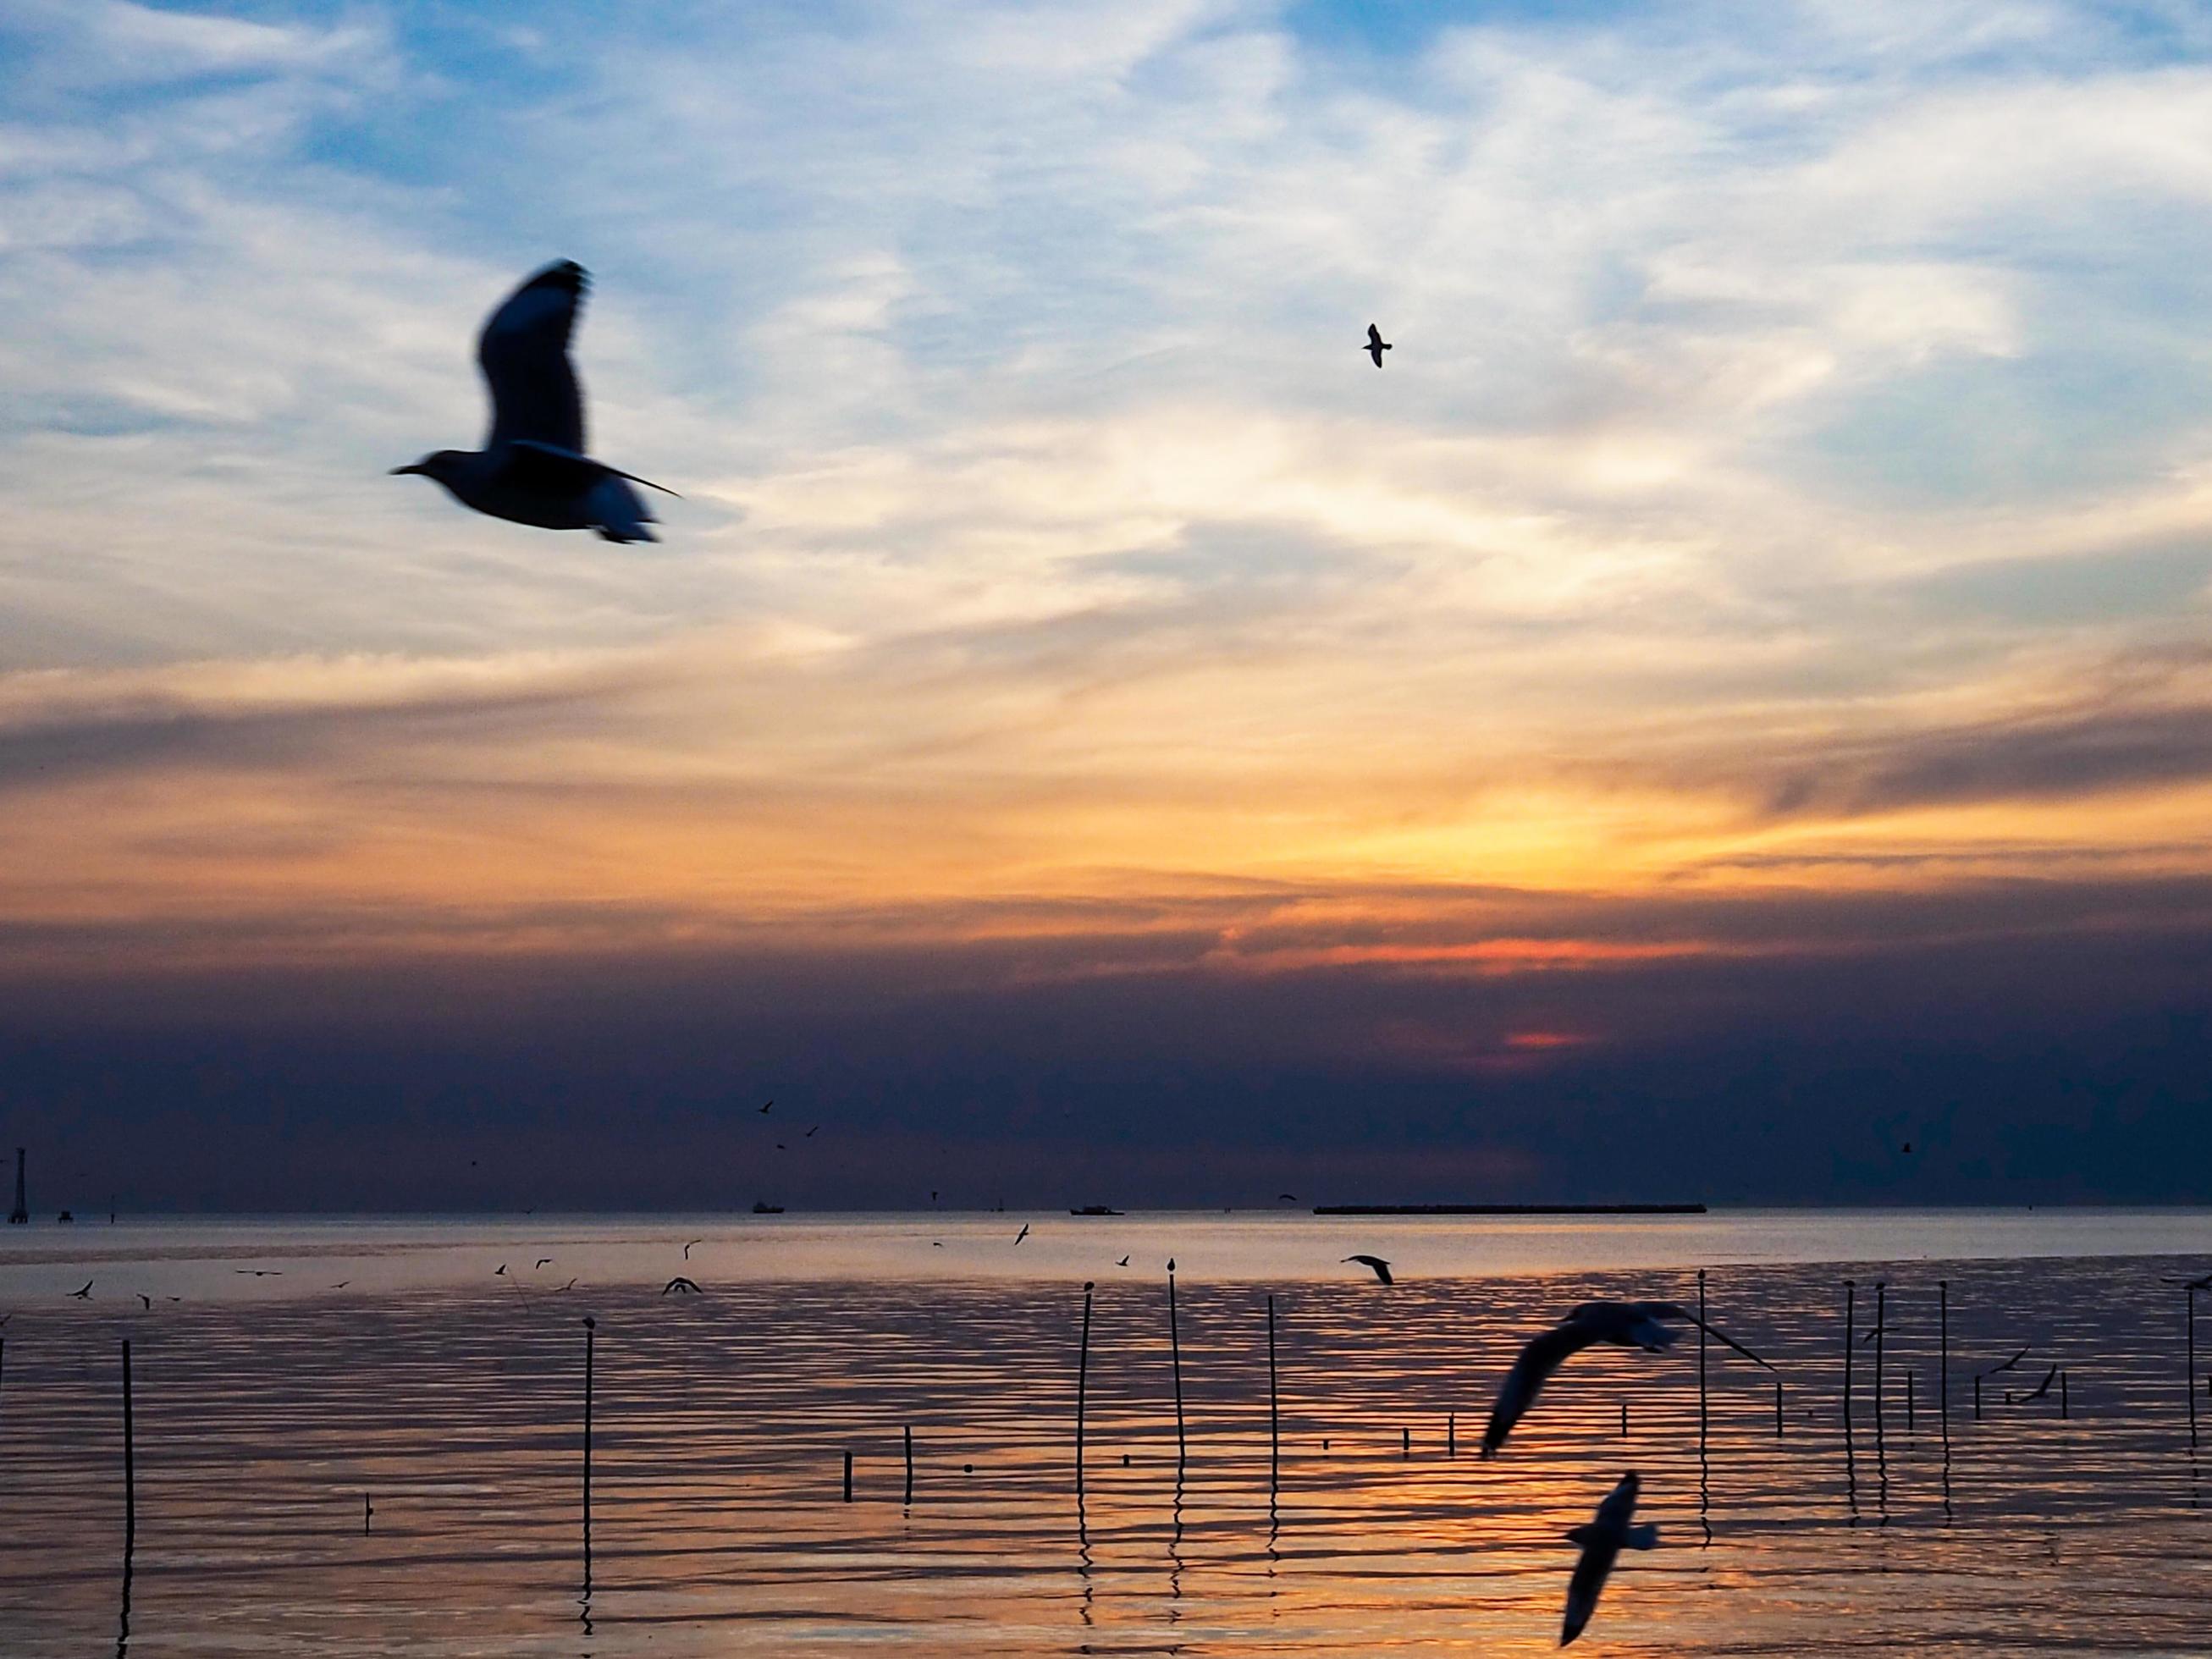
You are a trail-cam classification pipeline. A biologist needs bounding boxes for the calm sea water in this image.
[3,1210,2210,1655]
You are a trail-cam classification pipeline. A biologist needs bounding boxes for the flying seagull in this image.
[1979,1346,2030,1380]
[234,1269,283,1276]
[662,1276,702,1295]
[330,1281,350,1290]
[1014,1223,1031,1246]
[1277,1193,1298,1203]
[805,1125,819,1138]
[494,1264,508,1277]
[2014,1364,2060,1404]
[392,260,671,543]
[69,1281,91,1298]
[1560,1472,1658,1646]
[1483,1301,1773,1456]
[1343,1254,1394,1285]
[758,1100,774,1114]
[1116,1255,1131,1267]
[535,1258,554,1269]
[137,1293,152,1310]
[683,1239,703,1260]
[1364,323,1391,367]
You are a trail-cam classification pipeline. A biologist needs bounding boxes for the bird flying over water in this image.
[1117,1255,1131,1267]
[536,1258,553,1269]
[2016,1364,2060,1403]
[1365,323,1391,367]
[137,1293,151,1309]
[1560,1472,1658,1645]
[1343,1254,1394,1285]
[1014,1223,1031,1246]
[663,1276,702,1294]
[392,261,670,543]
[1484,1301,1773,1456]
[758,1100,773,1114]
[494,1264,507,1276]
[69,1281,91,1298]
[330,1281,350,1289]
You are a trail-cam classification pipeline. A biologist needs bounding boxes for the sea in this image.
[3,1208,2209,1655]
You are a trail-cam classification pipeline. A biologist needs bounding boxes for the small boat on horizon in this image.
[1069,1204,1123,1216]
[751,1201,785,1215]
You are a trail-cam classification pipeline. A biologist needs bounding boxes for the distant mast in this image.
[8,1146,25,1225]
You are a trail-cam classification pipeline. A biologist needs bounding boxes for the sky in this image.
[4,0,2212,1211]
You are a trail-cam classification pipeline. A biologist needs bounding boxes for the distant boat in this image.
[751,1201,784,1215]
[1069,1205,1123,1216]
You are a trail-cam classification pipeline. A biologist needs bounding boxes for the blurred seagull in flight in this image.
[1560,1472,1658,1645]
[683,1239,702,1260]
[1014,1223,1031,1246]
[1364,323,1391,367]
[1343,1254,1394,1285]
[1484,1301,1773,1456]
[392,260,672,543]
[535,1259,554,1270]
[69,1281,91,1298]
[662,1276,702,1294]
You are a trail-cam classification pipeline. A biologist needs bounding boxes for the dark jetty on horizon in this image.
[1312,1203,1707,1215]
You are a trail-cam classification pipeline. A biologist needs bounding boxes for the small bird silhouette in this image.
[391,261,671,542]
[1343,1254,1394,1285]
[69,1281,92,1298]
[662,1276,702,1294]
[1365,322,1391,367]
[234,1269,283,1276]
[683,1238,702,1259]
[1116,1255,1131,1267]
[559,1277,577,1291]
[1901,1141,1913,1154]
[330,1281,350,1289]
[805,1125,819,1138]
[1560,1471,1658,1645]
[1484,1302,1773,1456]
[775,1143,787,1151]
[1277,1193,1298,1203]
[494,1264,508,1277]
[137,1293,152,1309]
[536,1258,554,1269]
[758,1100,774,1114]
[931,1241,944,1248]
[1014,1223,1031,1245]
[2015,1364,2060,1403]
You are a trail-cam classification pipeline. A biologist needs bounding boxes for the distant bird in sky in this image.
[1980,1346,2030,1379]
[559,1277,577,1291]
[330,1281,350,1289]
[136,1293,151,1309]
[1484,1301,1773,1456]
[758,1100,774,1114]
[535,1258,553,1269]
[234,1269,283,1276]
[806,1125,819,1138]
[1364,323,1391,367]
[69,1281,91,1298]
[683,1239,702,1259]
[392,260,670,543]
[1343,1254,1394,1285]
[1014,1223,1031,1246]
[1116,1255,1131,1267]
[1560,1472,1658,1645]
[775,1143,787,1151]
[931,1241,944,1248]
[662,1276,702,1294]
[1901,1141,1913,1154]
[1277,1193,1298,1203]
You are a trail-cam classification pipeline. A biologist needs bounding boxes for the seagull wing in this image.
[1560,1540,1613,1645]
[1643,1302,1777,1372]
[478,260,588,455]
[1483,1322,1597,1454]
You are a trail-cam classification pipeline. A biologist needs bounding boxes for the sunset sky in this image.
[5,0,2212,1210]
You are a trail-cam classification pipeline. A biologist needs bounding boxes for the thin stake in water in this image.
[843,1450,853,1503]
[1076,1281,1095,1496]
[904,1425,915,1507]
[1266,1294,1280,1490]
[1167,1263,1186,1469]
[121,1339,135,1551]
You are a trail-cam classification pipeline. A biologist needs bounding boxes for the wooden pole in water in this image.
[2190,1287,2199,1451]
[1400,1426,1409,1458]
[1939,1281,1950,1450]
[1167,1262,1187,1469]
[121,1339,135,1551]
[843,1450,853,1502]
[1696,1270,1709,1447]
[1619,1400,1629,1437]
[1773,1379,1783,1438]
[1906,1367,1916,1432]
[1076,1281,1094,1496]
[1872,1281,1886,1462]
[1266,1293,1280,1485]
[582,1318,594,1546]
[1447,1411,1456,1458]
[904,1425,914,1506]
[1842,1281,1856,1439]
[2060,1370,2069,1420]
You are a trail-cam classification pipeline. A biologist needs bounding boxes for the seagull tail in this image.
[589,475,661,543]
